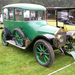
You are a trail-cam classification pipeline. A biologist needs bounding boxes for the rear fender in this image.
[3,27,11,40]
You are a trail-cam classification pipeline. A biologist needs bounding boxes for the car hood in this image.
[36,21,59,35]
[28,20,60,36]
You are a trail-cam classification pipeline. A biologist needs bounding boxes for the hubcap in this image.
[40,51,44,56]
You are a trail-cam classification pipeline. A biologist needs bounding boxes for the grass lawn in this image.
[0,24,4,27]
[0,29,75,75]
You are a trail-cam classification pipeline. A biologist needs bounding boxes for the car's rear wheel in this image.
[63,41,75,56]
[1,31,8,46]
[13,29,25,47]
[33,39,54,67]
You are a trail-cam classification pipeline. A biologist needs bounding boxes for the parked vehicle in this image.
[0,14,3,24]
[1,4,74,67]
[46,7,75,53]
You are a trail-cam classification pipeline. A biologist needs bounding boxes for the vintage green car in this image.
[46,7,75,49]
[1,4,74,67]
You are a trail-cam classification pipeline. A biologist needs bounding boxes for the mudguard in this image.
[42,34,55,39]
[26,34,55,49]
[3,27,11,39]
[67,31,75,35]
[32,34,55,42]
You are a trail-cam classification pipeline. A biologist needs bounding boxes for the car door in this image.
[13,8,23,30]
[8,8,14,33]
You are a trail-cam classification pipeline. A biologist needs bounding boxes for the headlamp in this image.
[70,33,75,39]
[57,35,64,42]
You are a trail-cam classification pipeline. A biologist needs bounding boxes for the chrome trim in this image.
[54,28,66,47]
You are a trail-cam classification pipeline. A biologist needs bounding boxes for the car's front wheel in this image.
[33,39,54,67]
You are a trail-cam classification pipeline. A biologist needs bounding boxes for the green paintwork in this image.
[38,23,59,35]
[4,20,59,40]
[35,43,50,64]
[3,3,60,41]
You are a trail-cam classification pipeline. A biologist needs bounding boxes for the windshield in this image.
[58,11,68,18]
[57,10,75,24]
[69,10,75,21]
[57,10,68,20]
[23,10,46,21]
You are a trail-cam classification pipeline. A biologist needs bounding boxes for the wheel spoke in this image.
[45,53,49,55]
[18,40,23,46]
[44,57,47,63]
[71,41,75,47]
[15,32,20,38]
[45,55,49,60]
[14,31,24,46]
[43,45,44,50]
[2,31,7,45]
[36,47,41,51]
[19,39,22,42]
[36,52,40,54]
[3,34,5,38]
[18,34,22,38]
[39,45,42,50]
[65,40,75,55]
[42,57,44,61]
[20,41,23,45]
[39,55,41,59]
[44,48,48,52]
[15,32,19,37]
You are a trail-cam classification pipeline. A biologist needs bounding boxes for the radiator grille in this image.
[55,32,66,47]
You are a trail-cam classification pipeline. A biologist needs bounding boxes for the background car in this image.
[46,7,75,55]
[0,14,3,24]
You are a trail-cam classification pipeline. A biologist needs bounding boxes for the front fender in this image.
[26,34,55,49]
[67,31,75,40]
[67,31,75,35]
[41,34,55,39]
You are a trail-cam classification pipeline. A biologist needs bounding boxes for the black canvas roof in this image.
[46,7,75,10]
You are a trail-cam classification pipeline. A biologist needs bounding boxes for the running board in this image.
[70,51,75,60]
[6,40,26,50]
